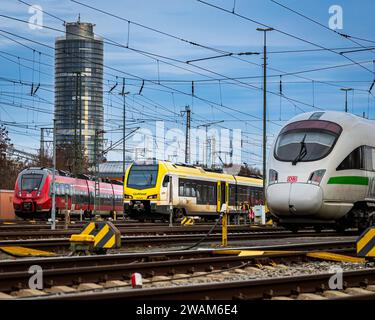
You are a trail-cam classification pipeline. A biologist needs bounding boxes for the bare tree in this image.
[238,165,262,178]
[0,126,25,189]
[29,149,53,168]
[56,141,90,174]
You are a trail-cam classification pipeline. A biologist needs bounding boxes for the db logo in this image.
[287,176,298,183]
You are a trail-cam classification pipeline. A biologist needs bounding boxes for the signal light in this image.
[268,169,278,185]
[308,169,326,185]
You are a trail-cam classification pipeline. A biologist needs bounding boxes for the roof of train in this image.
[286,111,375,131]
[158,161,263,186]
[20,167,123,185]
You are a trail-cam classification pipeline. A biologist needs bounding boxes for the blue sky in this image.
[0,0,374,167]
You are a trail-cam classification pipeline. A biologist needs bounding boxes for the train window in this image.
[207,185,214,205]
[179,181,184,196]
[162,175,170,187]
[239,186,246,202]
[275,130,337,163]
[364,147,374,171]
[337,147,364,171]
[179,179,198,198]
[251,190,256,205]
[229,184,236,206]
[127,164,158,189]
[56,184,61,196]
[185,183,191,197]
[21,174,43,191]
[191,184,196,197]
[371,148,375,171]
[181,179,217,204]
[243,187,248,202]
[195,185,201,199]
[197,184,207,204]
[203,185,209,203]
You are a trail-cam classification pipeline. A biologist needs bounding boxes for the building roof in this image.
[97,161,131,178]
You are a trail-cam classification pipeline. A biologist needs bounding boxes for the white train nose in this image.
[267,183,323,216]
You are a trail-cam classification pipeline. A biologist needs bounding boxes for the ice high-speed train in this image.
[267,111,375,232]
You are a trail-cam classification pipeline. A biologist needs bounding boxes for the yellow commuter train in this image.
[123,160,264,221]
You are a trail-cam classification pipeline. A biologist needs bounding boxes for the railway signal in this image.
[70,221,121,255]
[357,227,375,259]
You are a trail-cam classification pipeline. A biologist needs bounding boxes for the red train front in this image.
[13,167,123,220]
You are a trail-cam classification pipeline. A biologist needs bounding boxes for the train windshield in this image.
[21,174,43,191]
[275,130,337,162]
[127,164,158,189]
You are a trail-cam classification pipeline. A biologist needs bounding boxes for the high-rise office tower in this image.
[55,20,103,167]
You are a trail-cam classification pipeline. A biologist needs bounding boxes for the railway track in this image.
[0,225,284,240]
[0,219,248,229]
[0,240,356,273]
[0,220,197,231]
[0,230,357,251]
[0,220,201,231]
[0,240,359,298]
[36,268,375,300]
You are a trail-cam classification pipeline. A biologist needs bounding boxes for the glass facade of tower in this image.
[55,22,103,164]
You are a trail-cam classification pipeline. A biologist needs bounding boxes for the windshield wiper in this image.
[292,134,307,165]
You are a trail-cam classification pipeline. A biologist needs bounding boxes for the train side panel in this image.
[13,168,123,219]
[124,160,264,220]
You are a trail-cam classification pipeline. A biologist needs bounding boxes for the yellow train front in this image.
[123,160,264,222]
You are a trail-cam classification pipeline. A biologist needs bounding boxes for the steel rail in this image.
[0,232,357,250]
[28,266,375,300]
[0,240,356,293]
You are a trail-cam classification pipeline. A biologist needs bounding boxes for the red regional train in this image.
[13,167,123,220]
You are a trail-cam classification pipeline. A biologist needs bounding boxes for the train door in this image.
[167,175,173,205]
[225,182,229,209]
[216,181,221,212]
[110,181,115,213]
[161,175,171,203]
[221,182,226,209]
[217,181,227,212]
[84,180,90,213]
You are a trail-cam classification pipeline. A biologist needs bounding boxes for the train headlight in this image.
[308,169,326,185]
[268,169,278,185]
[147,194,158,199]
[18,192,21,197]
[124,194,133,199]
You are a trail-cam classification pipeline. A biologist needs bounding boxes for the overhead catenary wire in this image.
[60,1,363,110]
[0,28,268,144]
[1,21,372,98]
[0,14,271,131]
[270,0,375,56]
[3,1,373,165]
[196,0,375,75]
